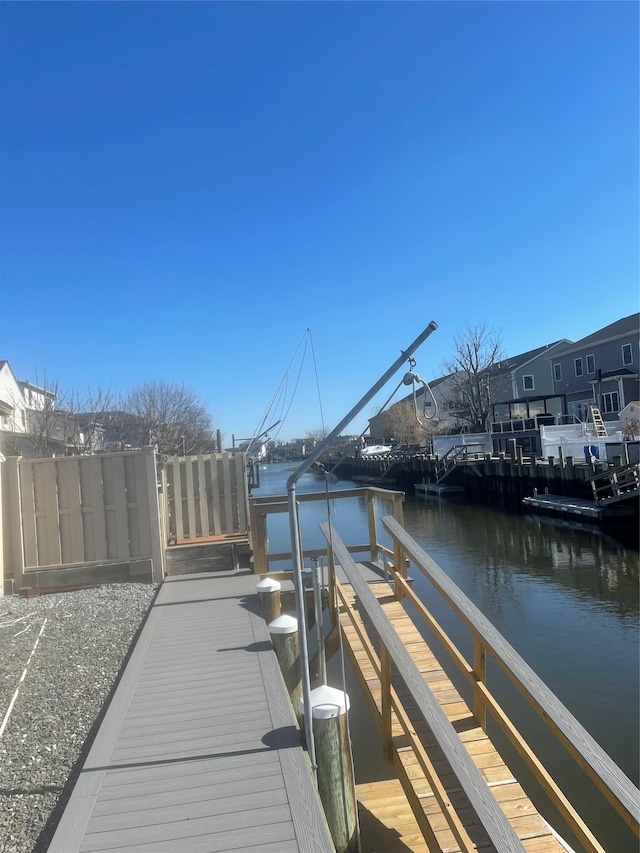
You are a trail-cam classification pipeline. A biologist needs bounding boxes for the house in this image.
[490,314,639,458]
[0,361,101,457]
[0,361,59,456]
[549,313,639,423]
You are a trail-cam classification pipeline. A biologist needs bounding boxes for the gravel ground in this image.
[0,583,157,853]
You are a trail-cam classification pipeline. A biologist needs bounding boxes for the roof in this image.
[496,342,564,371]
[553,313,639,355]
[588,368,638,381]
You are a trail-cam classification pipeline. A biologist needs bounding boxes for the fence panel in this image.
[1,448,164,590]
[165,452,249,543]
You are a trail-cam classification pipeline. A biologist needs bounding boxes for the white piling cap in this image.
[299,685,350,719]
[268,613,298,634]
[256,577,281,593]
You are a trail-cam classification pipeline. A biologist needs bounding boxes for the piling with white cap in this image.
[256,577,281,625]
[268,614,301,719]
[299,685,358,853]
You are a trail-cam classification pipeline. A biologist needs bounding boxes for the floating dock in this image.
[522,493,634,521]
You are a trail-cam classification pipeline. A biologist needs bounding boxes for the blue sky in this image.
[1,2,638,444]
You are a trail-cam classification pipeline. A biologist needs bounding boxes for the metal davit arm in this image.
[285,320,438,781]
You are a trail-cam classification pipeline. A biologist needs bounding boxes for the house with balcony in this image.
[491,314,639,459]
[368,341,570,449]
[549,313,639,424]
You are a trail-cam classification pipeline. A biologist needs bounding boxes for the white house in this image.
[0,362,56,444]
[0,361,88,457]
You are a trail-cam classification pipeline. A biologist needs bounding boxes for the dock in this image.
[42,484,639,853]
[47,569,334,853]
[522,493,634,520]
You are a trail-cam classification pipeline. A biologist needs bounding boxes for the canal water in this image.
[253,462,639,851]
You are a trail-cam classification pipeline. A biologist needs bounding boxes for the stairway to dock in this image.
[339,581,567,853]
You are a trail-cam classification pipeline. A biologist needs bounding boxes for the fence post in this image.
[473,636,487,731]
[0,459,4,597]
[366,491,378,562]
[391,493,404,526]
[6,457,25,593]
[250,506,268,574]
[144,447,165,583]
[380,645,393,763]
[299,685,358,853]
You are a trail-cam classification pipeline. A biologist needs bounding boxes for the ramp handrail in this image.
[320,521,527,853]
[380,513,640,848]
[249,486,404,574]
[589,461,640,505]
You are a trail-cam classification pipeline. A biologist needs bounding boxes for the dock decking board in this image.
[48,570,334,853]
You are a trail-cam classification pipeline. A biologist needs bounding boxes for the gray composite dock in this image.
[48,570,334,853]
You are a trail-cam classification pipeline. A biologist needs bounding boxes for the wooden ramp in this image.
[47,571,333,853]
[340,580,567,853]
[357,778,433,853]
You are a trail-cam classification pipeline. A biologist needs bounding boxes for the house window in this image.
[622,343,633,366]
[600,392,620,413]
[554,363,562,382]
[574,358,583,377]
[522,375,534,391]
[586,354,595,374]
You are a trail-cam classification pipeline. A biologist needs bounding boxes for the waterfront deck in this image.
[47,570,334,853]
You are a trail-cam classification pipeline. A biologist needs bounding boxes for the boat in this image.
[360,444,392,457]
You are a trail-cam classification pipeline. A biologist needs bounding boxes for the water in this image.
[253,462,639,850]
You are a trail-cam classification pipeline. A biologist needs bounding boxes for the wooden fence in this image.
[163,452,249,543]
[1,447,165,593]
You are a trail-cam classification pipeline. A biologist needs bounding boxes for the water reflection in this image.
[403,498,638,620]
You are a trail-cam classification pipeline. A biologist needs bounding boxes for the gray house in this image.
[549,313,639,423]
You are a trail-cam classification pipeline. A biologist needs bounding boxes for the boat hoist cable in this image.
[403,357,438,424]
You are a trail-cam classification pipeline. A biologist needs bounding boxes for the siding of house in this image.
[550,315,640,421]
[0,362,26,435]
[511,341,571,398]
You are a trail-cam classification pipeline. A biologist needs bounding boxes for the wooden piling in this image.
[300,685,358,853]
[268,614,301,719]
[257,577,281,625]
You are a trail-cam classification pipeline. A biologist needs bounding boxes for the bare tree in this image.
[441,323,505,432]
[376,400,441,448]
[65,385,118,455]
[119,380,214,456]
[21,372,72,457]
[305,427,331,444]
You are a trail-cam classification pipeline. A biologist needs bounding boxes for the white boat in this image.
[360,444,392,457]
